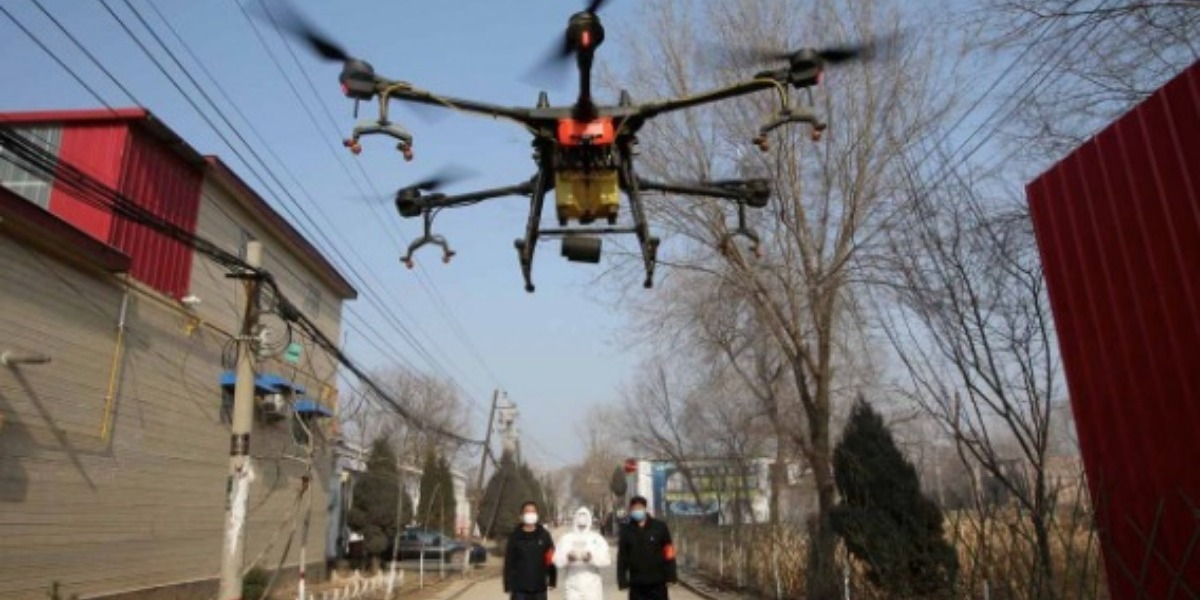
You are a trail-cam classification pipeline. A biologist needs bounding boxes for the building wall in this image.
[0,228,332,599]
[189,177,345,409]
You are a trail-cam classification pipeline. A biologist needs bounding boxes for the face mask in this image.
[630,509,646,522]
[522,512,539,525]
[575,515,590,529]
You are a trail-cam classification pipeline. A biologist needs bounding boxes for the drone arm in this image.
[379,82,535,126]
[638,78,785,121]
[413,180,537,213]
[637,177,770,207]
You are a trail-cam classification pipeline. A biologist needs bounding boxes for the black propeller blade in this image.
[254,0,352,63]
[404,164,478,193]
[519,0,614,88]
[717,30,905,71]
[394,165,475,217]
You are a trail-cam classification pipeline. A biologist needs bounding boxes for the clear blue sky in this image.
[0,0,653,468]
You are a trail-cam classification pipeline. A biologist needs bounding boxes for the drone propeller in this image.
[520,0,615,88]
[716,30,905,71]
[403,164,478,194]
[253,0,353,63]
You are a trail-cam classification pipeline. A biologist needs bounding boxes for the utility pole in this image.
[498,397,518,457]
[467,391,499,541]
[475,390,499,495]
[219,240,263,600]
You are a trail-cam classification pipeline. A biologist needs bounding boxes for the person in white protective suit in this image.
[553,507,611,600]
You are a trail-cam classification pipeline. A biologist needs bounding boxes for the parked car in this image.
[387,528,486,564]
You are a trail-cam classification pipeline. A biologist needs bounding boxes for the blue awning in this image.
[295,398,334,418]
[219,371,307,395]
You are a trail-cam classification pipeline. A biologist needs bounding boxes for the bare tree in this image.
[608,0,960,595]
[978,0,1200,162]
[873,157,1081,598]
[570,405,625,514]
[346,366,471,467]
[615,358,714,508]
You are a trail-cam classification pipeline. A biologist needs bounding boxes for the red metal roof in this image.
[0,107,356,301]
[0,108,206,167]
[1027,60,1200,598]
[0,185,131,272]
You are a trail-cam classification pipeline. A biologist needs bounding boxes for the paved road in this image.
[443,528,706,600]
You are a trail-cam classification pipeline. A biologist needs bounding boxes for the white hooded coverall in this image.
[553,507,611,600]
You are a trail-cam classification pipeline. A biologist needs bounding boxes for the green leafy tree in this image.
[831,398,958,598]
[346,437,409,557]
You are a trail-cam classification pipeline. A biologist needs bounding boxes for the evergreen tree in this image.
[830,398,959,598]
[418,449,440,529]
[436,455,458,535]
[346,437,403,557]
[477,451,534,539]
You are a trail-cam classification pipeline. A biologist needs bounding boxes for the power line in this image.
[0,3,113,110]
[26,0,141,106]
[16,0,494,427]
[103,0,488,405]
[0,127,483,446]
[136,0,501,411]
[242,0,509,392]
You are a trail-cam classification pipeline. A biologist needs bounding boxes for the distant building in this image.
[623,457,810,525]
[0,109,356,599]
[328,439,474,566]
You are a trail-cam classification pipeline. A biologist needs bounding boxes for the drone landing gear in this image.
[515,174,550,293]
[623,171,659,289]
[721,201,763,259]
[344,118,414,160]
[401,209,455,269]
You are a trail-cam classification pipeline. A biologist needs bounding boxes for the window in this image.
[0,126,62,208]
[304,282,321,318]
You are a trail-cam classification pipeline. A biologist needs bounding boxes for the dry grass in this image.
[672,507,1109,599]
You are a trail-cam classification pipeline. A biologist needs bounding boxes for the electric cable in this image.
[0,128,484,445]
[102,0,474,396]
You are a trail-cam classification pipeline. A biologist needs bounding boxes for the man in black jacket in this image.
[504,501,557,600]
[617,496,678,600]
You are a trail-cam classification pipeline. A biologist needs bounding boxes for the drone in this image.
[272,0,886,292]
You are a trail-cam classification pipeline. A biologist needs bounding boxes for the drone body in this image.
[272,0,883,292]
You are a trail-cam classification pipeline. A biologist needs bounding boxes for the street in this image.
[440,528,707,600]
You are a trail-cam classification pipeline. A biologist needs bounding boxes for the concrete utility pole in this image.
[498,397,518,457]
[219,240,263,600]
[476,390,499,494]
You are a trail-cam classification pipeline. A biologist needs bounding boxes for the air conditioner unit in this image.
[258,393,287,417]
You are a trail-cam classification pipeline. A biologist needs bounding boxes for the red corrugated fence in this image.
[1027,60,1200,598]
